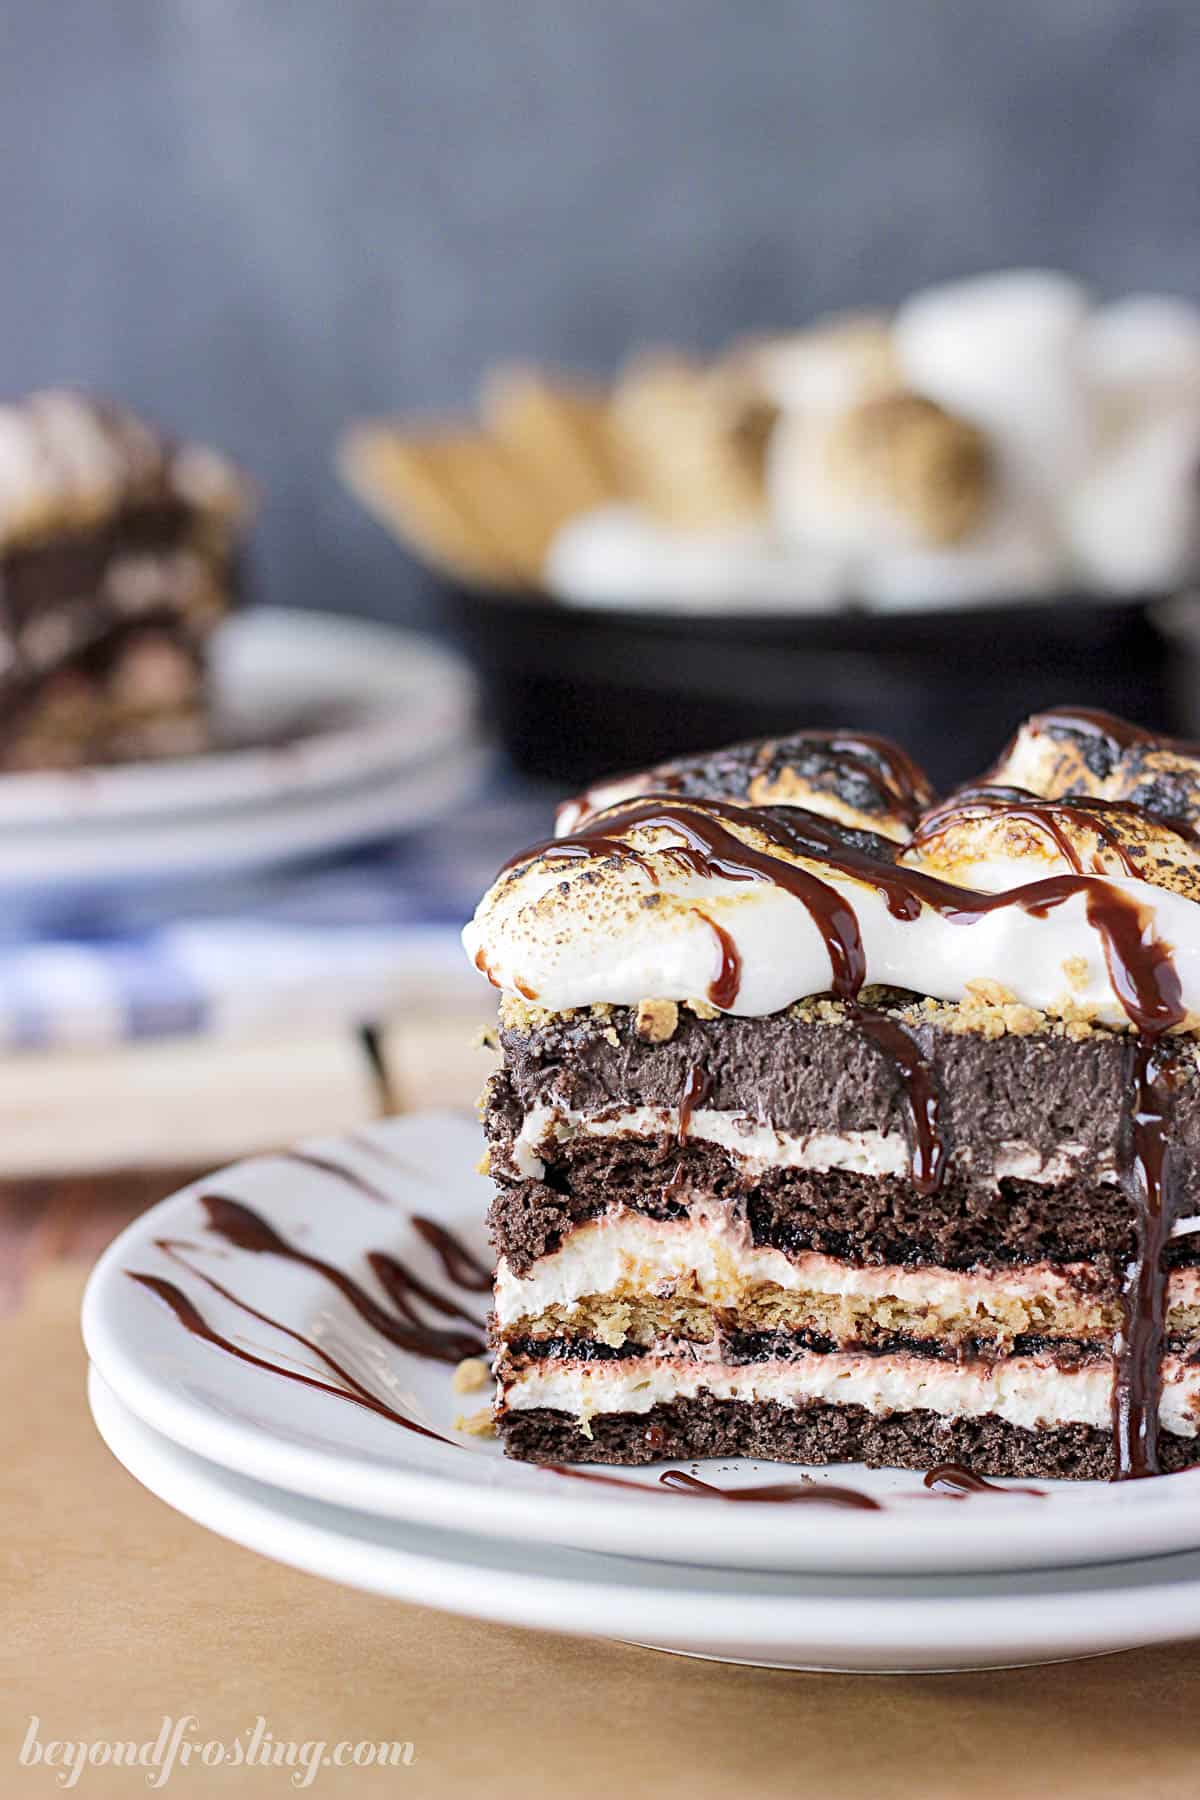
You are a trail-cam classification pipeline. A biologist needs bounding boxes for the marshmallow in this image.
[768,393,991,558]
[1084,295,1200,427]
[543,503,846,612]
[857,496,1066,611]
[556,730,933,843]
[1062,409,1200,595]
[735,314,899,418]
[464,791,1200,1025]
[987,707,1200,823]
[902,787,1200,901]
[893,271,1093,499]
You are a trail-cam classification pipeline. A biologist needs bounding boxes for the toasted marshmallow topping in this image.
[0,388,250,550]
[467,712,1200,1027]
[556,729,933,843]
[902,786,1200,900]
[987,707,1200,820]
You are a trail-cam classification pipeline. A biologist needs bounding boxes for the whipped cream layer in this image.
[493,1212,1200,1332]
[463,799,1200,1023]
[506,1102,1117,1186]
[500,1350,1200,1437]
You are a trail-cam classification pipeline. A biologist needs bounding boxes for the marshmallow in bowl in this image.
[856,496,1065,611]
[1084,296,1200,423]
[768,392,991,557]
[1062,410,1200,596]
[544,503,845,611]
[893,270,1093,498]
[735,313,899,418]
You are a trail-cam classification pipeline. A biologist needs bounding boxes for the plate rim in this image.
[80,1113,1200,1579]
[86,1368,1200,1669]
[0,606,477,832]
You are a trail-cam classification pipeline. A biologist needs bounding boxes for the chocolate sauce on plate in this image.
[922,1462,1044,1499]
[129,1260,452,1444]
[410,1216,494,1293]
[547,1464,881,1508]
[199,1194,485,1362]
[278,1150,395,1207]
[658,1470,882,1509]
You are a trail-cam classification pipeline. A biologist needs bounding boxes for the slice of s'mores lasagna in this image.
[464,711,1200,1480]
[0,389,252,769]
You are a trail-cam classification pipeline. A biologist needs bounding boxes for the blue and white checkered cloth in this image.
[0,787,553,1049]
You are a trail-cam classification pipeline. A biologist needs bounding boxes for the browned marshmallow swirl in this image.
[903,785,1200,900]
[556,728,934,842]
[465,790,1199,1028]
[988,707,1200,823]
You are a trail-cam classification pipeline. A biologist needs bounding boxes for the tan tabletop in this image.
[3,1263,1200,1799]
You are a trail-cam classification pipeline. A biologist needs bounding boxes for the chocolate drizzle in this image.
[410,1216,494,1293]
[695,907,742,1009]
[547,1464,881,1508]
[657,1470,882,1509]
[198,1195,486,1361]
[853,1008,945,1195]
[278,1150,395,1207]
[677,1063,714,1144]
[922,1462,1043,1498]
[1113,1036,1181,1478]
[128,1260,452,1443]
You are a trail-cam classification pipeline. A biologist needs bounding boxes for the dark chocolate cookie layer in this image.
[486,1002,1200,1273]
[499,1329,1174,1366]
[490,1003,1200,1171]
[499,1396,1200,1480]
[487,1133,1200,1277]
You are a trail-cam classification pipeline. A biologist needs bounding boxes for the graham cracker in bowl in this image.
[337,424,562,588]
[479,364,623,519]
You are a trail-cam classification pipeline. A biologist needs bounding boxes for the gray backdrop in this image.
[1,0,1197,628]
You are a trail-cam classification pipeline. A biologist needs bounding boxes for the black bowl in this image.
[443,582,1181,792]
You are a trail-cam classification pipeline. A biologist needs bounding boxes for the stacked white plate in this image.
[0,607,487,904]
[82,1113,1200,1673]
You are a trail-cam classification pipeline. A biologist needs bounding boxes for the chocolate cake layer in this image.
[490,1001,1200,1172]
[487,1136,1200,1276]
[499,1397,1200,1480]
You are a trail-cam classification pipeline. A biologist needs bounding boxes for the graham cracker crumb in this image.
[963,979,1018,1009]
[685,996,720,1020]
[454,1407,496,1437]
[635,997,679,1042]
[1062,955,1090,993]
[452,1357,491,1395]
[471,1023,500,1051]
[474,1150,491,1176]
[999,1003,1041,1036]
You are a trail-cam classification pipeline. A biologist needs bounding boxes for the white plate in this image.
[88,1370,1200,1673]
[0,608,484,894]
[82,1112,1200,1576]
